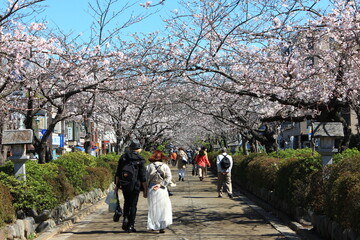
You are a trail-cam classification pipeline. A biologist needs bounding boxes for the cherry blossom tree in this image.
[75,0,166,154]
[0,0,46,27]
[0,0,169,162]
[141,0,360,152]
[0,0,49,164]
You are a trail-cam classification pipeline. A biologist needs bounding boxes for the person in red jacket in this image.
[170,151,177,166]
[195,147,211,181]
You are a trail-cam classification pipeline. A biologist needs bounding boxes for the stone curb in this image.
[35,197,106,240]
[233,185,323,240]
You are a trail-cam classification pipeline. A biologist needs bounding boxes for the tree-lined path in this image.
[43,167,301,240]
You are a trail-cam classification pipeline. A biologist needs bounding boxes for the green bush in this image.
[324,156,360,234]
[207,151,218,163]
[269,148,320,159]
[0,182,15,227]
[140,150,152,164]
[332,148,360,164]
[275,155,321,209]
[0,172,34,211]
[0,151,120,227]
[156,144,166,152]
[96,153,119,177]
[0,160,14,175]
[24,161,60,211]
[233,153,266,186]
[54,152,90,194]
[0,160,76,212]
[247,155,279,191]
[97,152,119,162]
[82,167,112,192]
[307,169,326,213]
[229,148,359,235]
[47,165,76,203]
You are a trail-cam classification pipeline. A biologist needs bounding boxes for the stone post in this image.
[312,122,344,166]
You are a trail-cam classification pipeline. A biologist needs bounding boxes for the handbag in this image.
[113,191,122,222]
[105,190,117,212]
[182,156,188,164]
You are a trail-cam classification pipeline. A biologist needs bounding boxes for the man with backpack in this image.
[115,139,147,233]
[216,147,233,198]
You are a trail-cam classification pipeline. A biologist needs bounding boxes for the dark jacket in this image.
[115,151,146,192]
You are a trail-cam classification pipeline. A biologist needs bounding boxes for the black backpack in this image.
[118,159,140,191]
[220,154,231,169]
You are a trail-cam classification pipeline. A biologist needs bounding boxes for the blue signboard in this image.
[59,134,64,147]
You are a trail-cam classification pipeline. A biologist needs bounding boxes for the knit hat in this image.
[129,139,141,150]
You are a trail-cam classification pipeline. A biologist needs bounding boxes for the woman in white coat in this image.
[146,150,173,233]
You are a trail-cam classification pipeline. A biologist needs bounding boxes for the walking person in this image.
[192,147,201,176]
[170,151,177,167]
[203,147,209,176]
[216,147,233,198]
[146,150,173,233]
[195,147,211,181]
[114,140,148,233]
[176,147,188,181]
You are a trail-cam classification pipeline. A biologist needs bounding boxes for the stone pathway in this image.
[42,167,301,240]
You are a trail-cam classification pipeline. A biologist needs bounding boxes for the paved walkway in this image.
[43,167,302,240]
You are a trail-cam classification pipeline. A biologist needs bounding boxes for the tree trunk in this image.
[115,136,122,155]
[242,141,248,155]
[0,145,9,165]
[249,125,278,153]
[35,141,46,164]
[83,113,92,154]
[263,138,277,153]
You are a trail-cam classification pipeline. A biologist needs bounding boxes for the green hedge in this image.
[324,155,360,232]
[53,152,93,193]
[0,151,119,223]
[208,148,360,235]
[0,182,15,227]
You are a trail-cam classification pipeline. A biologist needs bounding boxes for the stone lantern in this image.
[312,122,344,166]
[2,129,33,181]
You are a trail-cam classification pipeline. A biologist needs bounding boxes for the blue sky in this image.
[37,0,180,40]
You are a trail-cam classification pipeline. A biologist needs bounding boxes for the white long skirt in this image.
[147,186,173,230]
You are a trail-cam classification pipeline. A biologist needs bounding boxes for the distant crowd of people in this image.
[112,140,234,234]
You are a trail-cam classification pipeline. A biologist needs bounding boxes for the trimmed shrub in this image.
[0,182,15,227]
[232,153,266,186]
[0,160,14,175]
[324,156,360,234]
[57,151,97,167]
[82,167,112,192]
[140,150,152,164]
[275,156,321,209]
[0,151,121,227]
[307,169,326,213]
[0,161,74,212]
[156,144,166,152]
[246,155,279,191]
[96,153,119,177]
[54,152,90,194]
[47,165,76,203]
[97,152,119,162]
[332,148,360,164]
[0,172,30,211]
[207,151,218,163]
[24,161,60,211]
[269,148,320,160]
